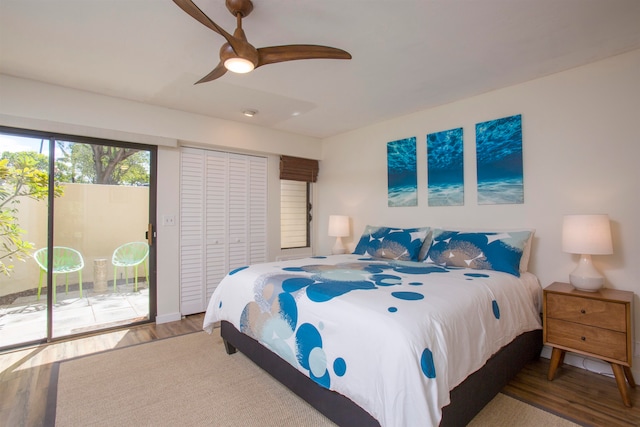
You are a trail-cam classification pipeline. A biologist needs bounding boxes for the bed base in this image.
[220,321,542,426]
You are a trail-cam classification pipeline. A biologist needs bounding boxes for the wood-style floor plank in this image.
[1,314,638,426]
[504,357,639,426]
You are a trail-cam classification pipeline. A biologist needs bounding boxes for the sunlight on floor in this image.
[0,329,132,373]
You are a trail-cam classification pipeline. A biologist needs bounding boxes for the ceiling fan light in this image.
[224,57,255,73]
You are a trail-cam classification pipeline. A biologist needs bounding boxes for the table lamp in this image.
[562,214,613,291]
[328,215,350,255]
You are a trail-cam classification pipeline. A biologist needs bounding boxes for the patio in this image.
[0,282,150,349]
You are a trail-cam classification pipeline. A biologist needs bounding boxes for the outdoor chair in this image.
[112,242,149,292]
[34,247,84,304]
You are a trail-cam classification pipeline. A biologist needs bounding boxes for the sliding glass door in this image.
[0,127,156,348]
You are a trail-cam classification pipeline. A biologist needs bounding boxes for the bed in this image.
[203,227,543,426]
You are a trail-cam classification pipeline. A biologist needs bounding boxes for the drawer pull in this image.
[581,336,586,341]
[580,309,586,314]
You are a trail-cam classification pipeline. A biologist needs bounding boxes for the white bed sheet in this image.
[203,254,542,427]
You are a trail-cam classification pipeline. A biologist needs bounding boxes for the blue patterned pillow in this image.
[353,226,430,261]
[424,229,531,276]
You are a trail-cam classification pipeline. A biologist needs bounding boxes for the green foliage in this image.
[56,142,150,185]
[0,208,33,276]
[0,153,64,276]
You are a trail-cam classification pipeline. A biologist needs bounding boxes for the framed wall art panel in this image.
[475,114,524,205]
[387,137,417,207]
[427,127,464,206]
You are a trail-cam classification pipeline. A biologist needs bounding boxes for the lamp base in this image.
[332,237,346,255]
[569,254,604,292]
[570,274,604,292]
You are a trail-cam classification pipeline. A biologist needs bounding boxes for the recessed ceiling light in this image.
[291,111,301,117]
[242,109,258,117]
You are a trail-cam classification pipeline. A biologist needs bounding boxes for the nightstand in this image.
[543,282,636,407]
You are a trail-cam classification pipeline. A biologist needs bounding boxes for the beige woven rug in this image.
[53,331,579,426]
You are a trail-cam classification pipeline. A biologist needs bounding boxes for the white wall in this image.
[0,74,322,323]
[317,49,640,374]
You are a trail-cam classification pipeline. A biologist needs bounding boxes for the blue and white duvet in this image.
[203,254,542,427]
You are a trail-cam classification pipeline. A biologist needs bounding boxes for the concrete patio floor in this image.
[0,283,150,349]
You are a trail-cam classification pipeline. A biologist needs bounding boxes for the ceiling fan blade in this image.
[173,0,248,55]
[173,0,227,37]
[195,61,227,84]
[256,45,352,67]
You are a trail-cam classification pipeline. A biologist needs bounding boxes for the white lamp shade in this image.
[328,215,350,237]
[562,214,613,291]
[562,214,613,255]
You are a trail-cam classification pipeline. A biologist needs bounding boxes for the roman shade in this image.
[279,155,319,183]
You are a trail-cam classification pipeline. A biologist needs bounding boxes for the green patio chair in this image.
[112,242,149,292]
[34,247,84,304]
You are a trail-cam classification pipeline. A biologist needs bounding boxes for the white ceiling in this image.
[1,0,639,139]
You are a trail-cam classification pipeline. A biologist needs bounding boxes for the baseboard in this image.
[155,312,182,324]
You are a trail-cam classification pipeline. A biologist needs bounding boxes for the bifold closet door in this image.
[180,148,266,315]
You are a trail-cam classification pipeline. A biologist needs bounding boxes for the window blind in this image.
[279,155,319,183]
[281,180,309,248]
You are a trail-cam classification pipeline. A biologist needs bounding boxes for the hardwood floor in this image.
[1,313,637,426]
[504,357,639,426]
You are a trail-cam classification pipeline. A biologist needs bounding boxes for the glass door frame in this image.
[0,125,157,347]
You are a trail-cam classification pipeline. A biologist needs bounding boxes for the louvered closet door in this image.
[204,151,229,305]
[180,148,267,315]
[180,148,207,315]
[228,154,249,270]
[248,155,267,263]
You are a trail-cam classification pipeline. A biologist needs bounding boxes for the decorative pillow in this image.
[432,227,535,272]
[353,226,430,261]
[417,228,434,261]
[424,229,532,276]
[517,229,535,273]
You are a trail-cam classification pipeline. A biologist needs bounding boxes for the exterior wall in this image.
[1,183,149,296]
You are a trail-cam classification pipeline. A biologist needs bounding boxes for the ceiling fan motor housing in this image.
[226,0,253,18]
[220,41,258,68]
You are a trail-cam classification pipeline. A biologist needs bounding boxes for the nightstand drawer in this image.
[546,293,626,332]
[546,318,628,362]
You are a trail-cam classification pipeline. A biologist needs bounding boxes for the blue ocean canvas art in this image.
[475,114,524,205]
[427,128,464,206]
[387,137,417,207]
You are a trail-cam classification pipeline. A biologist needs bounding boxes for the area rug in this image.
[50,331,579,426]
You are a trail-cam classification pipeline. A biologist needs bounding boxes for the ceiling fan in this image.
[173,0,352,83]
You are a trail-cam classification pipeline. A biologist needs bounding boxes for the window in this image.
[280,180,310,249]
[279,155,317,250]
